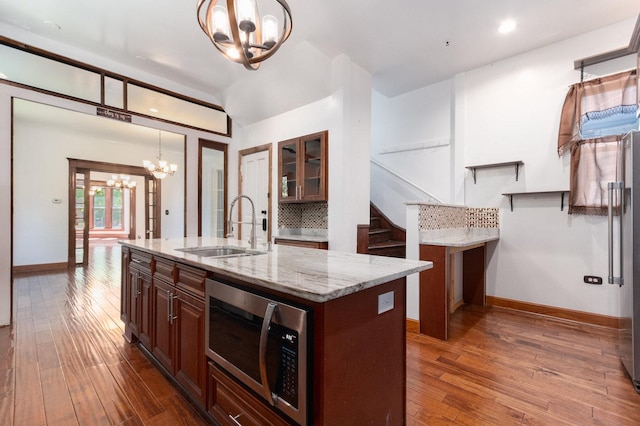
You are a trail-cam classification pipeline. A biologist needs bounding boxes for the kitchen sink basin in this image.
[175,246,264,258]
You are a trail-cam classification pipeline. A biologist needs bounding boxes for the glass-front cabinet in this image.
[278,131,328,203]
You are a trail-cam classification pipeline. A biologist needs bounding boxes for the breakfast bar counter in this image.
[120,236,431,302]
[119,237,432,425]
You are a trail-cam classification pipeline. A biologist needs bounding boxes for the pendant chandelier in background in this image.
[143,130,178,179]
[197,0,292,70]
[107,175,136,189]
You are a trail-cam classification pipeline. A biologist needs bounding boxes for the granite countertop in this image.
[120,237,432,303]
[420,228,500,247]
[275,228,329,243]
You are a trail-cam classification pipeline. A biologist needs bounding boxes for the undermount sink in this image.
[176,246,265,258]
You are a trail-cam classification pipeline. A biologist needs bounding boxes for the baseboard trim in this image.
[486,296,621,329]
[406,318,420,333]
[13,262,68,274]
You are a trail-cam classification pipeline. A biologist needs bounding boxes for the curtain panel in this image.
[558,70,637,215]
[568,136,621,215]
[558,70,636,156]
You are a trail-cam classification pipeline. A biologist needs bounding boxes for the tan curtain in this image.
[558,70,636,215]
[568,136,621,215]
[558,70,636,156]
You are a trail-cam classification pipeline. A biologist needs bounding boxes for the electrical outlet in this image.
[378,291,394,314]
[584,275,603,285]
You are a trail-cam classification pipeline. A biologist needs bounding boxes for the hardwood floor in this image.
[406,306,640,425]
[1,243,639,425]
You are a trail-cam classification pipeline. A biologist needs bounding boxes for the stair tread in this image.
[368,240,406,249]
[369,228,392,235]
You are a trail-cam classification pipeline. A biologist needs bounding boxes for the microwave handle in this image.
[259,301,278,407]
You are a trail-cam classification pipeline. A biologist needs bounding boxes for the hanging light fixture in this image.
[143,130,178,179]
[107,175,136,189]
[197,0,292,71]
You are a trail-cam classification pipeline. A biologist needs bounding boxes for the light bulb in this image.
[212,5,230,41]
[262,15,277,48]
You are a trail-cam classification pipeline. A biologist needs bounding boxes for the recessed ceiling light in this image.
[498,19,517,34]
[0,73,7,79]
[149,108,159,113]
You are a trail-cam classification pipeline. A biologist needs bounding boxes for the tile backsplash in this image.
[278,202,328,229]
[419,204,499,230]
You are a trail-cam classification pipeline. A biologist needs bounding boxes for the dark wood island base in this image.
[121,243,417,425]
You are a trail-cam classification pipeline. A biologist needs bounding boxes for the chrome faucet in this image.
[226,195,257,249]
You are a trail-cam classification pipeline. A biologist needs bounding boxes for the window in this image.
[90,186,124,231]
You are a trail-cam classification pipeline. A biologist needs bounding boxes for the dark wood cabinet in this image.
[151,277,174,372]
[208,362,290,426]
[124,249,153,349]
[120,247,130,325]
[123,249,206,405]
[122,246,408,425]
[278,131,328,203]
[174,289,206,404]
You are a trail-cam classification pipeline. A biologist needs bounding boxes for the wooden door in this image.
[145,177,161,239]
[69,168,90,266]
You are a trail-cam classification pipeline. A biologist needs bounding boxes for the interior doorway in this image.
[239,144,272,244]
[12,99,186,273]
[198,139,228,237]
[68,159,159,267]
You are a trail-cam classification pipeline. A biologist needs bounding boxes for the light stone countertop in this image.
[275,228,329,243]
[420,228,500,247]
[120,237,432,303]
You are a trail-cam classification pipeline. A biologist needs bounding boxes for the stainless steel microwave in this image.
[205,278,311,425]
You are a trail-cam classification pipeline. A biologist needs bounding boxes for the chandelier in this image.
[197,0,292,70]
[107,175,136,189]
[143,130,178,179]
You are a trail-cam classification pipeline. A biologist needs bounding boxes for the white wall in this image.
[371,80,453,227]
[459,19,636,317]
[461,19,637,317]
[241,55,371,252]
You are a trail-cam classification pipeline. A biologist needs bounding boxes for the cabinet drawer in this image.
[154,258,177,283]
[130,250,153,273]
[176,264,207,297]
[207,362,290,426]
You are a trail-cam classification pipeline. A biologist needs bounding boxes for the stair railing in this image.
[370,158,444,204]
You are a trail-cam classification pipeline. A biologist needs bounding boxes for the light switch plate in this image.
[378,291,394,314]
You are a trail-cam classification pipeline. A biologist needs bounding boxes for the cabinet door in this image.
[127,268,140,337]
[299,131,327,202]
[137,271,153,350]
[152,278,175,373]
[278,138,299,203]
[120,248,131,324]
[174,289,206,404]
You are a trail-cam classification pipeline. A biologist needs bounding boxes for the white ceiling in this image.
[0,0,639,126]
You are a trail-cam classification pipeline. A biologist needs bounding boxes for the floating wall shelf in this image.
[465,161,524,184]
[501,190,570,212]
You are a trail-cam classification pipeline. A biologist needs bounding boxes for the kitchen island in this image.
[119,237,432,425]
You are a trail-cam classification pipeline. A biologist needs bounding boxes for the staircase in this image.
[366,204,406,258]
